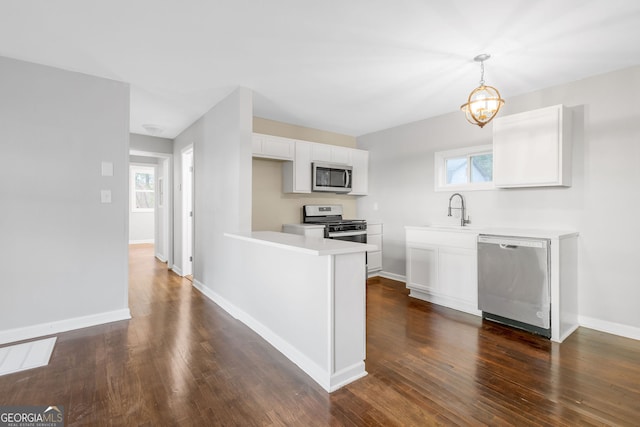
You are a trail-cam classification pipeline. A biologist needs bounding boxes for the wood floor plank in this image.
[1,245,639,425]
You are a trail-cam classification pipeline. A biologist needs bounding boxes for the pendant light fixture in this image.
[460,54,504,128]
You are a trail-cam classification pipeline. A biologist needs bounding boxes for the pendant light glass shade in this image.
[460,54,504,128]
[460,84,504,128]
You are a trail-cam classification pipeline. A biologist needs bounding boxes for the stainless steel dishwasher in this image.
[478,235,551,338]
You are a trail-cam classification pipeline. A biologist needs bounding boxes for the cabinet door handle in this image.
[499,244,518,249]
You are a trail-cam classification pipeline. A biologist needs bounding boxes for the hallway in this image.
[1,244,639,425]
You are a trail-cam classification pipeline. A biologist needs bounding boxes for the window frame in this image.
[434,144,494,192]
[130,164,156,213]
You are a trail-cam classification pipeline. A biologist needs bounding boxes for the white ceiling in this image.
[1,0,639,138]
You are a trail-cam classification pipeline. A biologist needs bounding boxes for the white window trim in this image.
[434,144,494,192]
[130,164,156,213]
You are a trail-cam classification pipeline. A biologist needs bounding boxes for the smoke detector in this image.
[142,124,165,136]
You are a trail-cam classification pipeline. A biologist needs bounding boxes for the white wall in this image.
[0,56,130,341]
[357,66,640,336]
[130,133,173,154]
[129,155,158,164]
[173,87,253,282]
[129,211,154,243]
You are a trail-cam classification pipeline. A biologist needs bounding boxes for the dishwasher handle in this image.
[478,234,549,249]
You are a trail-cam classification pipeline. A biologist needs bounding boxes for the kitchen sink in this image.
[422,224,483,232]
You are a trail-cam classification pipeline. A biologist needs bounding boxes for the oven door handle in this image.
[327,230,366,238]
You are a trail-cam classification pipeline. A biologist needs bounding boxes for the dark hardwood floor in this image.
[1,244,639,426]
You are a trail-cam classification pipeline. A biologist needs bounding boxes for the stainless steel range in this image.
[302,205,367,244]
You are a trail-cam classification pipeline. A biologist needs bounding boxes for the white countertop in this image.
[405,225,578,239]
[282,223,326,229]
[226,231,377,256]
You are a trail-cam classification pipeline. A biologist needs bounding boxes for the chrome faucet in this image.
[448,193,470,227]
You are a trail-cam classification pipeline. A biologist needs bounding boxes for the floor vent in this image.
[0,337,57,376]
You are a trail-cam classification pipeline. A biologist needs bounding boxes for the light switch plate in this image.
[101,161,113,176]
[101,190,112,203]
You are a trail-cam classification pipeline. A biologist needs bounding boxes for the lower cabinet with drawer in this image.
[367,223,383,274]
[405,226,480,316]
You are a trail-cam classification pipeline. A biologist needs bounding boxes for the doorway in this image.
[129,150,173,268]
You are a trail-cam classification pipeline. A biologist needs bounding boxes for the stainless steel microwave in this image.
[312,162,352,193]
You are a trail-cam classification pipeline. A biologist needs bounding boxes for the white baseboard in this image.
[0,309,131,345]
[155,253,167,263]
[129,239,154,244]
[193,280,238,316]
[409,288,481,317]
[376,271,406,283]
[329,362,367,392]
[171,265,183,276]
[192,279,362,392]
[558,323,581,343]
[579,315,640,341]
[367,269,382,278]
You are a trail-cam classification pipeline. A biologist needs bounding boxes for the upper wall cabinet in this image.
[349,149,369,195]
[311,143,352,165]
[310,143,331,162]
[252,133,295,161]
[493,104,573,188]
[252,132,368,195]
[282,140,312,193]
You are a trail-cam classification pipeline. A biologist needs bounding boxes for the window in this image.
[434,145,493,191]
[130,165,155,212]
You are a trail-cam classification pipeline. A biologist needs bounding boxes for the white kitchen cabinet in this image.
[282,140,312,193]
[405,227,480,316]
[311,143,352,165]
[438,247,476,302]
[349,149,369,196]
[252,133,295,161]
[407,246,437,289]
[330,146,352,165]
[311,143,331,162]
[366,223,382,274]
[493,104,573,188]
[282,139,369,195]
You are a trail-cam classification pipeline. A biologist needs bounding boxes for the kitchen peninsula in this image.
[212,231,375,392]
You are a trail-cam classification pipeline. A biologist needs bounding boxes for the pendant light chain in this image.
[479,60,485,86]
